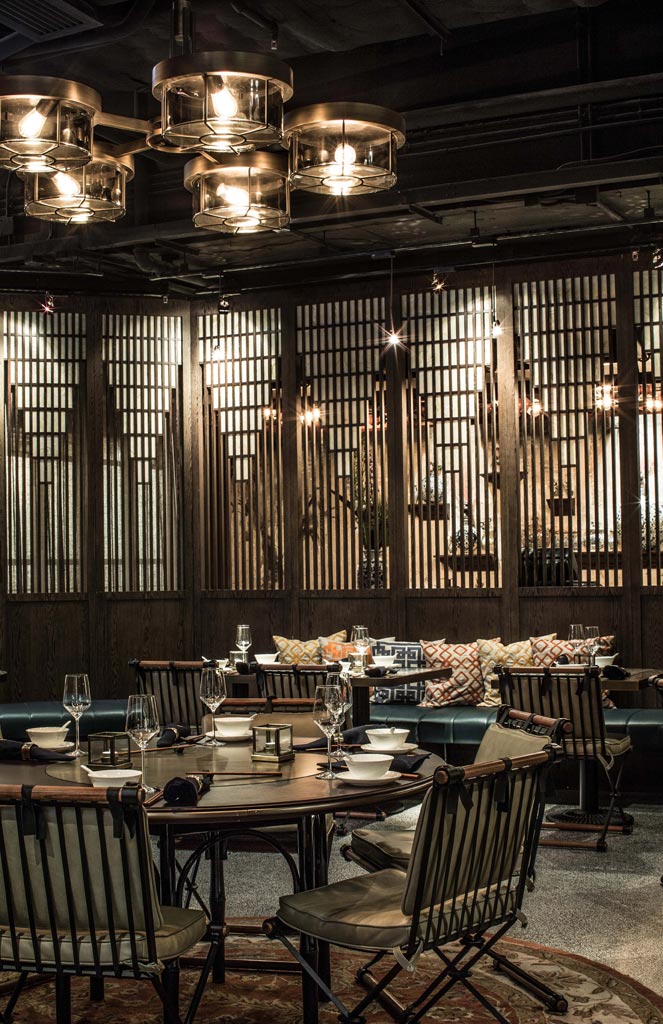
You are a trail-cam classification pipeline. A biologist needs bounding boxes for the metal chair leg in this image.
[55,975,71,1024]
[1,972,27,1021]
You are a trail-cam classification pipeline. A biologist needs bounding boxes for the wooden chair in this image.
[0,784,216,1024]
[130,659,267,727]
[264,745,564,1024]
[342,706,571,874]
[256,664,329,710]
[498,666,633,851]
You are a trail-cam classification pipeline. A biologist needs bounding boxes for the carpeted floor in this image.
[3,935,662,1023]
[216,802,663,996]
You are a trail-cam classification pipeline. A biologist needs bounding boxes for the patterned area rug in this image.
[2,935,661,1023]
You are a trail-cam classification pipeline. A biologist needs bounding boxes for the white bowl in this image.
[214,715,254,737]
[344,753,394,779]
[365,727,410,750]
[255,653,279,665]
[26,726,69,746]
[338,660,351,674]
[88,769,142,789]
[596,654,618,669]
[372,655,397,668]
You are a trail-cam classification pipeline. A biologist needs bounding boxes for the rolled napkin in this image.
[365,666,388,678]
[294,725,371,751]
[157,724,193,748]
[163,773,212,806]
[0,740,74,763]
[602,665,630,680]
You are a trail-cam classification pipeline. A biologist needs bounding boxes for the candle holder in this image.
[87,731,132,769]
[251,723,294,763]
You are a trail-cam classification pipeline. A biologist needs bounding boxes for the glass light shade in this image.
[152,52,293,152]
[23,144,133,224]
[284,103,406,196]
[184,152,289,234]
[0,76,100,172]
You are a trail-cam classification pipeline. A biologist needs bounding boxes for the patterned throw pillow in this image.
[476,636,543,706]
[321,639,374,665]
[273,630,346,665]
[418,639,488,707]
[372,640,430,704]
[529,635,575,668]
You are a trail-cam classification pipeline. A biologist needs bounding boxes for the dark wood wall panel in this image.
[518,593,627,656]
[640,595,663,667]
[106,598,191,697]
[633,270,663,585]
[6,600,89,701]
[198,594,292,661]
[404,595,503,644]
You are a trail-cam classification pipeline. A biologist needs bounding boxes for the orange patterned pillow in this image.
[320,640,373,664]
[419,639,491,706]
[530,635,574,667]
[273,630,346,665]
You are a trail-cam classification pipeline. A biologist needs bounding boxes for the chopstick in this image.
[143,789,164,807]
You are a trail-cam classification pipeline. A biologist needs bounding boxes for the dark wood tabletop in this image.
[351,666,451,725]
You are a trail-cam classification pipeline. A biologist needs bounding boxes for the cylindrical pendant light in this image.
[152,52,293,153]
[0,76,100,173]
[23,144,133,224]
[184,152,289,233]
[284,102,406,196]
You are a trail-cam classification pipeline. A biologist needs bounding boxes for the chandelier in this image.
[284,103,406,196]
[152,52,293,153]
[23,143,133,224]
[184,152,289,233]
[0,76,100,173]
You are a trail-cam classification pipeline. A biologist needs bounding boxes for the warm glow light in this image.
[492,318,503,338]
[645,394,663,413]
[18,106,46,139]
[53,171,81,197]
[69,211,92,222]
[388,331,400,346]
[211,82,239,119]
[216,182,250,209]
[333,142,356,167]
[529,398,543,417]
[595,383,616,412]
[300,407,322,426]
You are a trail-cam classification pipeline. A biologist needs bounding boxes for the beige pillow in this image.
[419,639,490,706]
[477,636,543,706]
[273,630,346,665]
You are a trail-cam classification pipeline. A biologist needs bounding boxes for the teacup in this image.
[213,715,254,738]
[344,753,393,779]
[255,653,279,665]
[26,726,69,746]
[365,727,409,750]
[89,768,142,789]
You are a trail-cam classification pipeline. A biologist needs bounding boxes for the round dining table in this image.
[19,737,441,1019]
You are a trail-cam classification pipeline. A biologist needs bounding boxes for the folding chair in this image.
[498,666,633,851]
[342,706,570,873]
[264,744,563,1024]
[0,784,216,1024]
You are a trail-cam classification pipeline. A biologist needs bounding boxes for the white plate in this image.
[43,741,75,752]
[205,730,252,742]
[360,742,418,754]
[339,770,402,786]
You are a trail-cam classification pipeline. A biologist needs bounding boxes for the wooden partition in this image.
[0,254,661,700]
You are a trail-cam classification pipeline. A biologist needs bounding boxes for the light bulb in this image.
[492,318,503,338]
[18,106,46,139]
[216,182,250,210]
[69,211,91,223]
[53,171,81,198]
[211,82,239,119]
[333,143,356,167]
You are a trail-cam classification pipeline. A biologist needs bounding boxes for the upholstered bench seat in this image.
[0,700,127,741]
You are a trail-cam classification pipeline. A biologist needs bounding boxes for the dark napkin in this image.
[163,773,212,806]
[365,666,388,678]
[317,752,431,774]
[157,724,192,748]
[295,725,371,751]
[0,740,74,763]
[602,665,630,680]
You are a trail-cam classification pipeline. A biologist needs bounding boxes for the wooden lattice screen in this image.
[514,274,620,587]
[199,308,283,590]
[634,269,663,585]
[102,314,183,592]
[297,297,387,590]
[4,310,86,594]
[403,286,500,589]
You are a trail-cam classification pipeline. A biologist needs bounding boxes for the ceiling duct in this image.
[0,0,102,58]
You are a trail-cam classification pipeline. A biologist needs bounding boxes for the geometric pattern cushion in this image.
[529,635,576,667]
[273,630,346,665]
[371,641,433,705]
[418,639,486,706]
[476,636,540,706]
[321,640,359,662]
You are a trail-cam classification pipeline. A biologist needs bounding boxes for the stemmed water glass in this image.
[351,625,370,670]
[236,625,252,661]
[63,673,91,757]
[200,666,227,746]
[126,694,159,794]
[313,683,344,780]
[329,671,352,759]
[568,624,586,663]
[584,626,601,666]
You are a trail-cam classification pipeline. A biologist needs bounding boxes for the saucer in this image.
[43,741,74,752]
[340,770,401,786]
[205,730,252,742]
[360,742,418,754]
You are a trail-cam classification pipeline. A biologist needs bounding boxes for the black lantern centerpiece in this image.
[87,732,132,769]
[251,722,294,763]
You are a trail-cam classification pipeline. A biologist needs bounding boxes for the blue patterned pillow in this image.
[372,641,427,704]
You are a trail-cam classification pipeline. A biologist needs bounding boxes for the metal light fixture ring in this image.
[184,151,289,234]
[153,51,293,153]
[284,102,406,196]
[23,142,134,224]
[0,75,101,172]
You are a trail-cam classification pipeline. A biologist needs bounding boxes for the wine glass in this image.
[329,671,352,760]
[313,683,344,780]
[63,673,91,757]
[568,624,586,663]
[200,666,228,746]
[126,694,159,794]
[351,625,370,670]
[584,626,601,666]
[236,625,252,661]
